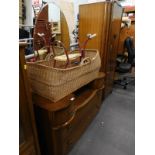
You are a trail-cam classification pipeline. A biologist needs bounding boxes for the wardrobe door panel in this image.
[79,3,106,52]
[105,2,123,95]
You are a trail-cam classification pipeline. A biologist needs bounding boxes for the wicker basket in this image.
[27,49,101,102]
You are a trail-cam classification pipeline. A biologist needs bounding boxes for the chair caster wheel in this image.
[123,86,127,89]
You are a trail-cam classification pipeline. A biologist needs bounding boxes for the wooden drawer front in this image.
[20,139,36,155]
[66,91,101,147]
[21,146,36,155]
[51,90,102,155]
[50,102,75,127]
[91,78,105,89]
[57,90,100,138]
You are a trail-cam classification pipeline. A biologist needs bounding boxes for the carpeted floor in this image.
[68,83,135,155]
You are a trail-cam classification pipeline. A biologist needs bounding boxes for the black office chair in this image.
[114,37,135,89]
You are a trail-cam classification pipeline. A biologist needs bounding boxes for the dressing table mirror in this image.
[30,2,105,155]
[33,2,70,54]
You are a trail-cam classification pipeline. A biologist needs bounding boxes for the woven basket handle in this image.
[44,52,53,61]
[80,57,91,66]
[52,40,70,67]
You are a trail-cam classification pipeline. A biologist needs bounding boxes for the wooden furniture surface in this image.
[33,4,52,53]
[79,1,123,97]
[19,43,40,155]
[60,11,70,49]
[33,73,105,155]
[51,11,70,49]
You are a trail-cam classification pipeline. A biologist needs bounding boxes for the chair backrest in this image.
[124,37,135,64]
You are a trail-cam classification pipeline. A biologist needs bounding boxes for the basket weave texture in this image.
[27,49,101,102]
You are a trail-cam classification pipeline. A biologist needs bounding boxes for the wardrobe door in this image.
[79,2,106,55]
[105,2,123,95]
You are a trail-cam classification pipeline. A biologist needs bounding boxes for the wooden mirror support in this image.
[33,4,51,53]
[19,43,40,155]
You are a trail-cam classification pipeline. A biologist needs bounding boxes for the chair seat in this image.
[118,63,131,73]
[54,53,81,62]
[116,55,126,63]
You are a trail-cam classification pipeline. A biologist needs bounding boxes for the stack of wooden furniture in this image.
[33,73,105,155]
[79,1,123,98]
[19,43,40,155]
[20,2,106,155]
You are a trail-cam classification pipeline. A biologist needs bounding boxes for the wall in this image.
[73,0,135,20]
[24,0,33,26]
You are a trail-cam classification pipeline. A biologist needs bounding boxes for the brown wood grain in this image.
[79,2,106,52]
[60,11,70,49]
[33,73,105,155]
[79,2,123,97]
[19,43,40,155]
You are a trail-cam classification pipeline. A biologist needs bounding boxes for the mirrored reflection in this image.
[33,3,70,51]
[48,3,61,34]
[48,3,70,49]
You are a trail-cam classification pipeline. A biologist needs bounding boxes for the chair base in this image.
[114,79,128,89]
[114,76,134,89]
